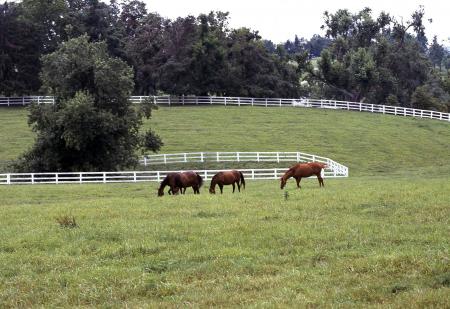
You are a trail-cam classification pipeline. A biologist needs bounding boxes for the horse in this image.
[174,171,203,194]
[209,170,246,194]
[280,162,327,189]
[157,173,181,196]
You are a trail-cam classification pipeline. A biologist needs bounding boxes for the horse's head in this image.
[280,177,287,190]
[157,188,164,197]
[209,187,216,194]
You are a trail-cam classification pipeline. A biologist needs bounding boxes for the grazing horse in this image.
[280,162,327,189]
[157,173,181,196]
[209,170,246,194]
[174,171,203,194]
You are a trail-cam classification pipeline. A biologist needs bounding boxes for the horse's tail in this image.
[239,171,245,189]
[196,173,203,188]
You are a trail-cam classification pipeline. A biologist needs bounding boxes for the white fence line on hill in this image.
[139,151,348,178]
[1,95,449,122]
[0,167,347,185]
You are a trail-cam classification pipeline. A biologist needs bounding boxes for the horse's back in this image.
[292,162,323,177]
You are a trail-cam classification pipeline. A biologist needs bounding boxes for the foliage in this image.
[0,2,42,95]
[308,7,449,110]
[2,1,449,105]
[13,36,162,172]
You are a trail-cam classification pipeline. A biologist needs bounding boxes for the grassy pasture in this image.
[0,106,449,307]
[0,177,449,307]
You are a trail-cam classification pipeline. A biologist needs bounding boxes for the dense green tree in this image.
[429,36,445,70]
[14,36,162,172]
[310,7,448,110]
[0,1,42,95]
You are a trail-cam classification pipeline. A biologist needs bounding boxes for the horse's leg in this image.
[219,184,223,194]
[237,181,241,192]
[232,183,235,193]
[295,177,302,189]
[317,175,324,187]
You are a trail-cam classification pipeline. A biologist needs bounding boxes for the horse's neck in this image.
[284,169,295,180]
[209,177,217,189]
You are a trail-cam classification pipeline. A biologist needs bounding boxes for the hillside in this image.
[1,106,449,176]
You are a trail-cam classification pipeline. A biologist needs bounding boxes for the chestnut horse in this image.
[157,172,180,196]
[174,171,203,194]
[209,170,245,194]
[280,162,327,189]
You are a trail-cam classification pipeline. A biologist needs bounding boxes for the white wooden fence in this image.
[129,96,450,122]
[139,151,348,177]
[1,95,449,122]
[0,167,347,185]
[0,96,54,106]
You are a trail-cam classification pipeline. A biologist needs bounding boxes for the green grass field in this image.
[0,106,449,307]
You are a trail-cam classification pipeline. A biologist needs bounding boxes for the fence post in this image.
[382,105,385,114]
[168,96,171,106]
[257,152,260,162]
[7,97,10,107]
[200,152,204,162]
[79,173,82,184]
[265,98,268,107]
[216,152,219,162]
[252,98,254,106]
[279,99,282,107]
[238,97,240,106]
[359,103,362,111]
[394,107,397,115]
[225,97,227,106]
[196,97,198,105]
[276,152,280,163]
[210,97,212,105]
[103,172,106,183]
[144,157,147,166]
[31,173,34,184]
[274,168,277,179]
[164,154,167,164]
[134,172,137,182]
[251,170,255,179]
[157,171,160,182]
[6,174,10,184]
[204,170,207,180]
[182,95,185,105]
[312,155,316,162]
[184,153,187,162]
[296,152,300,162]
[22,97,25,106]
[346,102,349,110]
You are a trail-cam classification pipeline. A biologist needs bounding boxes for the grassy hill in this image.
[0,105,449,307]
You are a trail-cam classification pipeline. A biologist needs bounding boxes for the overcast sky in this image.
[142,0,450,45]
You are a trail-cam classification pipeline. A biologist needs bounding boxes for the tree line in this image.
[2,1,449,111]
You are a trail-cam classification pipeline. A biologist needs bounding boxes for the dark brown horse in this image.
[280,162,327,189]
[157,173,181,196]
[174,171,203,194]
[209,170,245,194]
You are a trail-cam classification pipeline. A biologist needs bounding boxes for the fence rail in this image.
[139,151,348,178]
[0,96,54,106]
[129,96,450,122]
[0,167,347,185]
[1,95,449,122]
